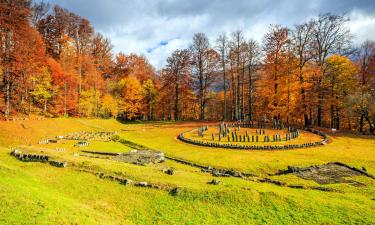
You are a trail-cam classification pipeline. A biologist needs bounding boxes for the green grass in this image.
[0,118,374,224]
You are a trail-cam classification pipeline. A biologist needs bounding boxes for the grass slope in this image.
[0,118,374,224]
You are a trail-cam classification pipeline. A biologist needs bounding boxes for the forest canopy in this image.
[1,0,375,133]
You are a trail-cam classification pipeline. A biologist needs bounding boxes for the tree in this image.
[30,66,54,113]
[31,0,50,27]
[71,17,94,114]
[142,79,157,120]
[112,52,130,80]
[324,55,357,129]
[100,94,118,118]
[311,13,352,126]
[291,21,314,125]
[356,41,375,132]
[164,49,191,120]
[58,38,79,116]
[0,0,32,119]
[119,76,142,120]
[216,33,229,120]
[111,53,156,82]
[190,32,218,120]
[245,39,261,121]
[229,30,246,120]
[91,32,113,77]
[128,54,156,83]
[262,25,289,120]
[78,88,98,117]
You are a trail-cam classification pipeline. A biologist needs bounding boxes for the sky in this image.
[42,0,375,70]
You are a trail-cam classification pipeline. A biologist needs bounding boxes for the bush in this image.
[110,134,120,141]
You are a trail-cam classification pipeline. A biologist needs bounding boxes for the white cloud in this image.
[348,10,375,45]
[44,0,375,69]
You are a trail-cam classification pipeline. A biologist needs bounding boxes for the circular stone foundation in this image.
[178,124,328,150]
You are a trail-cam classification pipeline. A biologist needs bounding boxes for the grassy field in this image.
[0,117,374,224]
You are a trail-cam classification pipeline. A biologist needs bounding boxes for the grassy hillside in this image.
[0,118,374,224]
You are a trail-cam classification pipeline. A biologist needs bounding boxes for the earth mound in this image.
[280,162,372,186]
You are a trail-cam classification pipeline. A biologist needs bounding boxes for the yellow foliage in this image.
[120,76,143,119]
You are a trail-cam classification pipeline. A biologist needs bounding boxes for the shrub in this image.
[110,134,120,141]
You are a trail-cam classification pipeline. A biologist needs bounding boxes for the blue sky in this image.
[42,0,375,69]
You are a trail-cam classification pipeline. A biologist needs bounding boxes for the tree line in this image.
[1,1,375,133]
[160,15,375,133]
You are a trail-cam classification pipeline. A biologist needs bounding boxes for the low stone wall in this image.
[49,160,68,168]
[10,149,67,168]
[177,127,329,150]
[11,149,49,162]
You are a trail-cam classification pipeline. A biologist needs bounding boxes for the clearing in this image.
[0,118,375,225]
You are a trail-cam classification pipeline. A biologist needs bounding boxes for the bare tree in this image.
[263,24,289,120]
[31,0,50,27]
[357,40,375,132]
[229,30,246,120]
[165,49,191,120]
[245,39,261,121]
[311,13,352,126]
[190,33,219,120]
[216,33,229,120]
[291,21,314,125]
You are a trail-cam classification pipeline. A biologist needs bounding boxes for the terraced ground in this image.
[0,117,375,225]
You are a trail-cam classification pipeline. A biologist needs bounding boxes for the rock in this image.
[163,167,175,175]
[202,166,243,178]
[135,181,149,187]
[49,161,67,168]
[120,179,133,185]
[287,166,300,173]
[227,170,242,177]
[212,170,222,177]
[170,187,181,196]
[208,179,221,185]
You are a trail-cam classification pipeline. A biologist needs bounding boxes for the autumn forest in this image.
[1,0,375,133]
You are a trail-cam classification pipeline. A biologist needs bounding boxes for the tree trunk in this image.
[241,63,245,120]
[248,65,253,122]
[44,99,47,113]
[64,81,67,116]
[230,62,236,120]
[317,82,323,127]
[365,116,374,133]
[359,114,364,132]
[199,65,204,120]
[299,66,309,126]
[330,104,334,128]
[162,102,165,120]
[174,81,179,120]
[222,59,227,121]
[4,74,11,119]
[3,30,12,119]
[236,66,240,121]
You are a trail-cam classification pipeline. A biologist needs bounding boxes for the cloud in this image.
[41,0,375,69]
[348,10,375,45]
